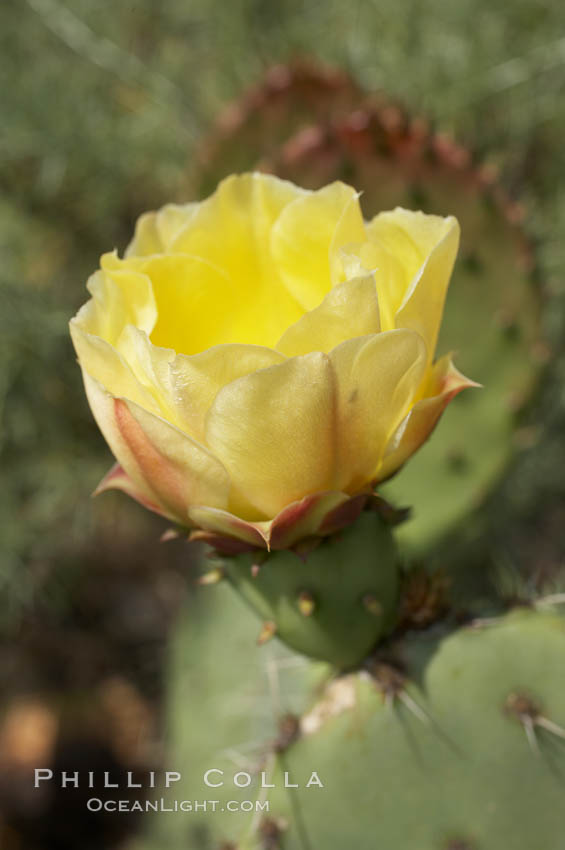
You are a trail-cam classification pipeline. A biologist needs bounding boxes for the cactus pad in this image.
[138,595,565,850]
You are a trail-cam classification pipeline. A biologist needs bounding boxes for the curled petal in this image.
[94,463,166,517]
[76,266,157,343]
[70,324,162,414]
[379,354,480,481]
[271,182,366,310]
[188,506,268,550]
[367,210,459,357]
[126,203,198,257]
[104,253,243,356]
[276,275,380,357]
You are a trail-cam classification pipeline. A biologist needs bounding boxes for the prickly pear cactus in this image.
[133,66,555,850]
[187,64,545,556]
[138,579,565,850]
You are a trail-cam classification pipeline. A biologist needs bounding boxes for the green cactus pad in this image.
[137,581,331,850]
[219,511,399,669]
[264,607,565,850]
[138,596,565,850]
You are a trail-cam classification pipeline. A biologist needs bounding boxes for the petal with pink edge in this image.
[378,354,480,481]
[94,463,166,517]
[83,373,230,524]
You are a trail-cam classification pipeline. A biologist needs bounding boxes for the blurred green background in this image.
[1,0,564,847]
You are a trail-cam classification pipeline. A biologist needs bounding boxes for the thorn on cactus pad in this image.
[274,713,300,752]
[369,662,430,724]
[297,590,316,617]
[251,563,262,577]
[258,815,288,849]
[505,691,540,721]
[257,621,277,646]
[397,568,450,631]
[504,691,565,752]
[197,567,224,586]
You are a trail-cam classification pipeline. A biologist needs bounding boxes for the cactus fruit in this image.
[138,592,565,850]
[187,64,545,556]
[215,510,399,668]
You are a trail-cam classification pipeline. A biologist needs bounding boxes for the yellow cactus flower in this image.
[70,173,476,552]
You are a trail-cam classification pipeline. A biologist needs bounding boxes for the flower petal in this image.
[268,491,364,550]
[189,490,368,552]
[276,275,380,357]
[366,209,460,357]
[126,203,198,257]
[329,330,427,492]
[104,253,244,356]
[170,344,286,442]
[77,265,157,344]
[271,181,366,310]
[83,373,230,523]
[169,173,305,348]
[378,353,479,481]
[339,241,410,332]
[94,463,166,516]
[70,323,162,414]
[188,505,267,549]
[205,352,336,518]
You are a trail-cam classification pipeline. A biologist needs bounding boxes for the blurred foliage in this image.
[1,0,565,626]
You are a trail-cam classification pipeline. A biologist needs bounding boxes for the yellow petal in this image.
[70,323,161,415]
[170,344,286,442]
[276,275,380,357]
[79,265,157,344]
[82,373,230,523]
[271,181,366,311]
[170,173,305,348]
[379,354,479,481]
[339,242,409,332]
[366,209,460,357]
[330,330,427,492]
[104,253,242,355]
[205,352,336,518]
[126,203,198,257]
[114,325,175,392]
